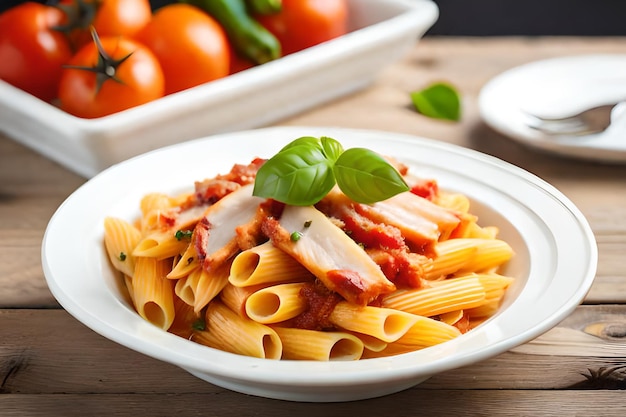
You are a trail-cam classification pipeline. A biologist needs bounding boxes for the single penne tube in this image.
[245,282,308,324]
[174,271,201,307]
[328,301,419,343]
[456,239,514,273]
[168,296,202,339]
[348,332,388,353]
[463,222,499,239]
[123,274,134,305]
[220,283,264,317]
[132,229,189,260]
[382,315,462,353]
[138,192,200,232]
[132,256,176,331]
[229,241,314,287]
[464,275,514,318]
[192,260,232,313]
[167,243,200,279]
[139,193,175,232]
[272,327,364,361]
[193,301,282,359]
[423,239,479,280]
[381,276,487,317]
[140,192,175,217]
[465,296,504,318]
[438,309,464,326]
[103,217,142,277]
[434,191,471,213]
[476,273,515,293]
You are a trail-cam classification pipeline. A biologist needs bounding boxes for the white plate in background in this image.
[479,54,626,162]
[0,0,438,178]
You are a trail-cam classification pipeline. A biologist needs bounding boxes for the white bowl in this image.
[0,0,438,178]
[42,126,597,402]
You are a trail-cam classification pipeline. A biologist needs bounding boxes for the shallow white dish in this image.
[42,126,597,402]
[479,54,626,162]
[0,0,437,178]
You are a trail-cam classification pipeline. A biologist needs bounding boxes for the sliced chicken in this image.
[262,205,396,305]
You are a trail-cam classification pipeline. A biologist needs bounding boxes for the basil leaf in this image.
[320,136,343,162]
[253,145,336,206]
[410,82,461,121]
[279,136,320,152]
[333,148,409,204]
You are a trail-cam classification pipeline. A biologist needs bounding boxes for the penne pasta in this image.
[456,239,514,274]
[104,154,517,362]
[167,243,200,279]
[423,239,479,280]
[132,256,176,330]
[435,191,471,213]
[191,260,232,313]
[462,221,499,239]
[168,296,202,339]
[329,302,419,343]
[245,282,308,324]
[192,301,282,359]
[463,273,514,318]
[132,229,189,260]
[381,276,488,317]
[229,241,314,287]
[220,283,260,317]
[272,327,364,361]
[140,192,175,217]
[438,309,464,326]
[350,332,388,353]
[103,217,142,278]
[174,258,228,313]
[369,316,462,357]
[123,274,134,305]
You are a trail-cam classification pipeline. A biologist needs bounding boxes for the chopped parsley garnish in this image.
[192,318,206,331]
[175,229,193,241]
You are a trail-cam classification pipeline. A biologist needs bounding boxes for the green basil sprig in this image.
[410,82,461,121]
[253,136,409,205]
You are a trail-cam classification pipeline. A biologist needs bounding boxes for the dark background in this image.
[1,0,626,36]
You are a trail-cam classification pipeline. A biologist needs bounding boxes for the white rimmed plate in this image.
[479,54,626,162]
[42,126,597,402]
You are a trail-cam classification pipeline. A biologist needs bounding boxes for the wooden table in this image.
[2,37,626,416]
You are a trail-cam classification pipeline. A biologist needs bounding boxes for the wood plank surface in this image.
[1,307,625,393]
[2,391,626,417]
[1,307,625,416]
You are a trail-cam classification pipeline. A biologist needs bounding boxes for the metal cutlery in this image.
[525,101,624,136]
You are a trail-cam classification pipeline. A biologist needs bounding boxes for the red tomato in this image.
[229,47,255,75]
[0,2,73,102]
[135,4,230,95]
[58,34,164,118]
[57,0,152,49]
[256,0,349,55]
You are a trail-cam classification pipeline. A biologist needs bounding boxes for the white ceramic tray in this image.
[0,0,438,178]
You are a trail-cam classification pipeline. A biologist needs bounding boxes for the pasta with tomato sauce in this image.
[103,157,514,361]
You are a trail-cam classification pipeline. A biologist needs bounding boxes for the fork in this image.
[525,102,624,136]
